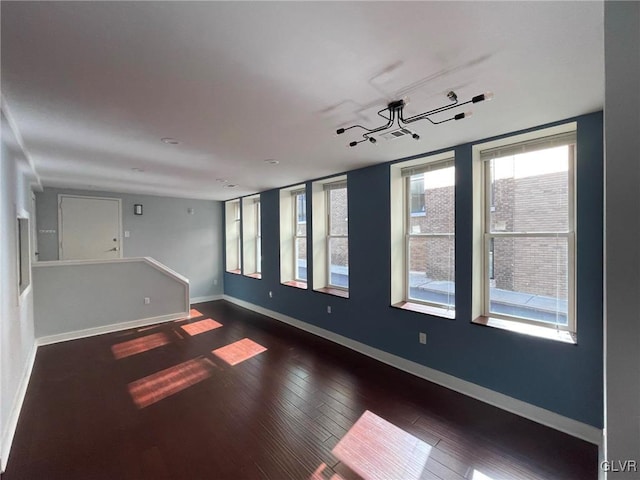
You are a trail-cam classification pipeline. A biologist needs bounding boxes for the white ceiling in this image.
[1,1,603,201]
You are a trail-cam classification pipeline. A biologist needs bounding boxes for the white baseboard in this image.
[36,312,187,347]
[190,294,223,305]
[1,342,38,472]
[223,295,602,446]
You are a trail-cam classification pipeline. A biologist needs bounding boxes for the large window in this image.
[312,177,349,296]
[294,189,307,282]
[480,130,576,333]
[403,159,455,313]
[279,185,308,288]
[256,200,261,275]
[326,182,349,288]
[242,195,261,278]
[390,152,455,317]
[225,200,241,274]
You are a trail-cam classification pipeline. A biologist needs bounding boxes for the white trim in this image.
[1,342,37,472]
[33,257,189,285]
[223,294,602,445]
[36,312,187,347]
[33,256,190,314]
[190,295,223,304]
[57,194,123,260]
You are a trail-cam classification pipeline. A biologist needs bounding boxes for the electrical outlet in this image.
[213,279,218,286]
[144,297,151,305]
[419,332,427,344]
[327,306,332,314]
[269,291,273,298]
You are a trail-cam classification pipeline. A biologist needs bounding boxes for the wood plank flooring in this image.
[3,300,597,479]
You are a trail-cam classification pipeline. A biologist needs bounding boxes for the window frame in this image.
[403,160,456,312]
[479,130,577,334]
[325,182,349,291]
[256,199,261,275]
[224,199,242,274]
[241,195,261,279]
[293,189,307,283]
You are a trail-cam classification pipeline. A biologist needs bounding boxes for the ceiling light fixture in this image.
[264,159,280,165]
[336,91,493,147]
[161,137,180,145]
[224,184,238,188]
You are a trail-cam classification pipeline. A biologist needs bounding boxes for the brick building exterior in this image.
[410,170,568,299]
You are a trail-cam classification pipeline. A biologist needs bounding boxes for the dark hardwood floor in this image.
[3,300,597,479]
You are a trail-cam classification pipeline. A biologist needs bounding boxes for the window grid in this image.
[293,191,307,282]
[482,143,576,333]
[404,162,455,311]
[235,202,242,272]
[256,200,261,274]
[326,186,348,290]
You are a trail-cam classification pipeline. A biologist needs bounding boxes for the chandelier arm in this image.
[423,116,456,125]
[341,112,394,134]
[401,98,472,124]
[402,99,477,125]
[399,98,459,123]
[377,107,391,122]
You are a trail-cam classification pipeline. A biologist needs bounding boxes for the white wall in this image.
[36,187,224,301]
[604,1,640,477]
[0,109,37,471]
[33,259,188,339]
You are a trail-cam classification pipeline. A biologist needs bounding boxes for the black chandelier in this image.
[336,91,493,147]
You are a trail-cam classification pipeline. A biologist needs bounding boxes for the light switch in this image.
[124,231,130,238]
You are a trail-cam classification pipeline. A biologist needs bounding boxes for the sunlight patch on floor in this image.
[111,332,171,359]
[332,410,431,480]
[181,318,223,336]
[127,357,213,408]
[212,338,267,366]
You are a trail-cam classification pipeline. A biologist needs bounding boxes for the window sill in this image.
[244,273,262,279]
[282,280,308,290]
[472,316,577,344]
[392,301,455,319]
[315,287,349,299]
[226,269,242,275]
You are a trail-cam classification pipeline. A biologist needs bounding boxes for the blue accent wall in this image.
[224,112,604,428]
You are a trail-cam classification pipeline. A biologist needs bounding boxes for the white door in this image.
[59,195,122,260]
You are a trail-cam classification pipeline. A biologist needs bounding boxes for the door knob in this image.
[108,247,119,252]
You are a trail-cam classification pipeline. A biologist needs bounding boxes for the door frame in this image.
[58,194,123,260]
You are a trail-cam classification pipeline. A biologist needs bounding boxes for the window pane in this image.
[329,188,348,236]
[295,237,307,280]
[296,193,306,236]
[489,145,571,233]
[329,237,349,287]
[409,167,455,233]
[256,237,261,273]
[256,202,261,237]
[489,236,568,325]
[409,175,425,216]
[407,236,455,308]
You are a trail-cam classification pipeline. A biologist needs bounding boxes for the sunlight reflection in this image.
[127,357,213,408]
[332,410,431,480]
[310,462,346,480]
[181,318,223,336]
[189,308,203,318]
[471,470,495,480]
[111,332,171,359]
[212,338,267,366]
